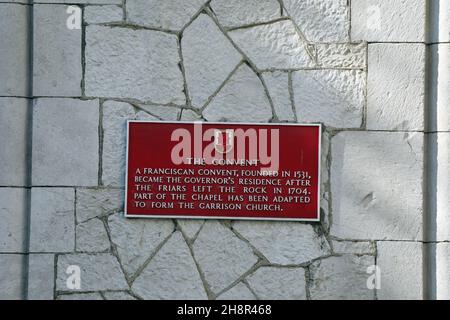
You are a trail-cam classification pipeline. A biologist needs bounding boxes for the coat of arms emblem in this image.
[214,129,234,154]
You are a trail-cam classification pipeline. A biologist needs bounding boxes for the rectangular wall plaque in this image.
[125,121,321,221]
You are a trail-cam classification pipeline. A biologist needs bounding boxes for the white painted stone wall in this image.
[0,0,447,300]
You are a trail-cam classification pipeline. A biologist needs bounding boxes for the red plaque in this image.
[125,121,321,221]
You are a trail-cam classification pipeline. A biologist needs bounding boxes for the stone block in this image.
[331,131,423,240]
[27,254,54,300]
[367,44,425,131]
[30,188,75,252]
[293,70,365,128]
[377,241,423,300]
[351,0,426,42]
[310,255,375,300]
[0,254,24,300]
[85,25,184,104]
[0,188,27,252]
[32,98,99,186]
[436,243,450,300]
[33,4,82,96]
[0,98,28,186]
[0,4,28,96]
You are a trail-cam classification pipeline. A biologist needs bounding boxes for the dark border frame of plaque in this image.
[124,120,322,222]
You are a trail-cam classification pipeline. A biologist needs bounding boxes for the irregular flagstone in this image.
[103,291,137,300]
[317,43,367,69]
[138,104,181,121]
[233,221,330,265]
[228,20,314,70]
[262,71,294,121]
[309,255,375,300]
[293,70,365,128]
[283,0,349,42]
[192,221,258,294]
[85,25,185,104]
[332,241,375,255]
[58,293,103,300]
[76,188,124,223]
[177,219,205,242]
[211,0,281,28]
[76,218,110,253]
[108,213,174,277]
[131,231,207,300]
[84,5,123,24]
[126,0,207,31]
[56,253,128,291]
[182,14,242,108]
[216,282,256,300]
[247,267,307,300]
[102,100,158,187]
[180,109,202,121]
[203,64,272,122]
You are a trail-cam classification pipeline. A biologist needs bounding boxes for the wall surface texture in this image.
[0,0,449,300]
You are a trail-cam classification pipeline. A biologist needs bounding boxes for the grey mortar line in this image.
[305,265,312,300]
[204,7,278,120]
[199,60,244,112]
[126,227,177,285]
[288,71,298,122]
[98,99,104,186]
[214,259,269,299]
[278,1,317,63]
[241,279,260,300]
[224,17,291,32]
[179,0,213,35]
[177,33,192,109]
[179,228,216,300]
[101,214,135,287]
[81,6,87,98]
[225,221,270,262]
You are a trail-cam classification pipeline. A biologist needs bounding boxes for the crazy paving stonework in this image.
[0,0,430,300]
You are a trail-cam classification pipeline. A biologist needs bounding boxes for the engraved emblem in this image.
[214,129,234,154]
